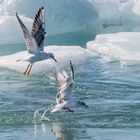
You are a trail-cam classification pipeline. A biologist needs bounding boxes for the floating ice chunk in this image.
[87,32,140,61]
[0,45,92,73]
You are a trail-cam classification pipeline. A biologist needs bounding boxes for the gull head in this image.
[47,53,57,62]
[50,105,59,113]
[50,104,63,113]
[50,101,67,113]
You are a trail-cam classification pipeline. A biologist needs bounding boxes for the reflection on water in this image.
[33,121,140,140]
[33,123,53,139]
[33,121,89,140]
[33,122,73,140]
[51,122,74,140]
[1,122,140,140]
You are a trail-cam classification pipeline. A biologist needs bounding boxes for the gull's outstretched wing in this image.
[16,12,38,54]
[69,60,74,82]
[55,64,68,88]
[31,7,46,51]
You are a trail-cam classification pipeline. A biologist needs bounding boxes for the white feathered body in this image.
[20,51,51,63]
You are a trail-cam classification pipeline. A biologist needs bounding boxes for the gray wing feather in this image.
[31,7,46,51]
[16,12,38,54]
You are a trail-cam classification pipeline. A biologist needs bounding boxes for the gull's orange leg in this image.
[26,63,33,76]
[23,63,31,76]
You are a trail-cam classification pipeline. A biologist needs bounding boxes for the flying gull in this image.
[16,7,57,76]
[51,60,89,113]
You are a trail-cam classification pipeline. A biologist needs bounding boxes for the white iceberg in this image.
[0,45,92,73]
[0,0,97,44]
[87,32,140,61]
[1,0,140,44]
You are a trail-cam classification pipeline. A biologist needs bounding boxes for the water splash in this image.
[33,107,50,122]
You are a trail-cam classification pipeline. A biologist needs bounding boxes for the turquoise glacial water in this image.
[0,32,140,140]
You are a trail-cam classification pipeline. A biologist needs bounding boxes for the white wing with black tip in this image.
[16,12,39,54]
[31,7,46,51]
